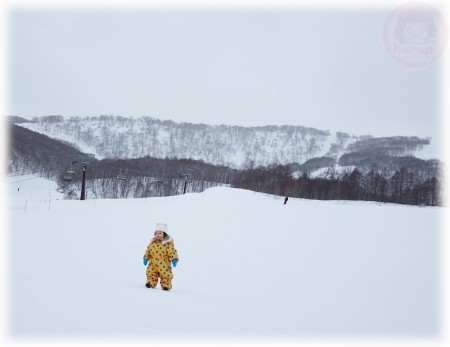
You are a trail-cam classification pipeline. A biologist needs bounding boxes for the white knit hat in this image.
[155,223,168,233]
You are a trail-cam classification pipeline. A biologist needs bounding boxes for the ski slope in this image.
[5,175,441,338]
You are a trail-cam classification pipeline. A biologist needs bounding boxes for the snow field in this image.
[6,176,441,338]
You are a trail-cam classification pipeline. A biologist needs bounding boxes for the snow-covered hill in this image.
[16,116,434,170]
[7,175,440,337]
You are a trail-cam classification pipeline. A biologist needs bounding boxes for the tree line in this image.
[231,165,441,206]
[8,122,81,179]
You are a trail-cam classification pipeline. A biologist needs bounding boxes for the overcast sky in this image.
[7,6,444,149]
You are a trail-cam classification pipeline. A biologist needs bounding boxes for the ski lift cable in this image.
[6,176,43,184]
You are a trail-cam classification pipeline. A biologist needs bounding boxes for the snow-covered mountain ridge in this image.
[17,115,433,169]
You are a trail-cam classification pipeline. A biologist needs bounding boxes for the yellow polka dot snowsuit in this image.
[144,235,179,289]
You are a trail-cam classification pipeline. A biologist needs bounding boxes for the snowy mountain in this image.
[7,175,440,337]
[16,115,433,170]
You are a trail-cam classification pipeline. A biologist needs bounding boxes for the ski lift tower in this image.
[73,152,95,200]
[155,178,165,197]
[180,168,193,194]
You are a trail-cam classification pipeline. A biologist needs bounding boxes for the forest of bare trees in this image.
[231,165,441,206]
[57,156,237,199]
[8,121,443,206]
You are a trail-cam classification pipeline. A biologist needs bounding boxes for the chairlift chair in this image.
[66,162,77,175]
[116,168,127,180]
[63,176,72,182]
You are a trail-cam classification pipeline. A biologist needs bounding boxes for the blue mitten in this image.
[172,259,178,267]
[143,257,148,266]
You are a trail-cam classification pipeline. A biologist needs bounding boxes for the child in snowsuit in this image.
[143,223,179,291]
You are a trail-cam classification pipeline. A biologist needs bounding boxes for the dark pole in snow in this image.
[80,164,87,200]
[183,179,187,194]
[180,169,192,195]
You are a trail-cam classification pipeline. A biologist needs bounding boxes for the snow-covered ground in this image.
[4,175,443,341]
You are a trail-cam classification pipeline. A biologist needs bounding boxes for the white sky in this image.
[3,1,448,148]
